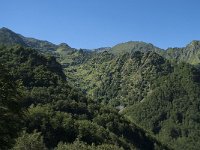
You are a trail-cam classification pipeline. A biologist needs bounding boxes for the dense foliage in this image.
[64,49,200,149]
[0,64,23,149]
[1,28,200,150]
[125,63,200,149]
[65,51,172,106]
[0,45,168,150]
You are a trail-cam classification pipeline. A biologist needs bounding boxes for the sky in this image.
[0,0,200,49]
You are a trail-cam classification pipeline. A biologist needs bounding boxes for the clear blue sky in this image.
[0,0,200,49]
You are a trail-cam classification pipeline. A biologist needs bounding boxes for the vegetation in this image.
[55,140,124,150]
[13,131,47,150]
[63,49,200,149]
[125,63,200,149]
[0,64,23,149]
[1,28,200,149]
[109,41,163,55]
[164,40,200,64]
[0,45,168,149]
[65,51,172,106]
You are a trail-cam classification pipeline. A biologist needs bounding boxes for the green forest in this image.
[1,28,200,150]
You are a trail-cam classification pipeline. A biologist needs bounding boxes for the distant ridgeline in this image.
[1,27,200,149]
[1,27,200,65]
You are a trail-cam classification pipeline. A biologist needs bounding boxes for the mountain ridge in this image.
[1,27,200,149]
[0,27,75,54]
[1,27,200,65]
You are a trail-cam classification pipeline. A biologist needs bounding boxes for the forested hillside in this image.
[64,47,200,149]
[1,28,200,150]
[65,51,172,106]
[0,45,169,150]
[124,63,200,149]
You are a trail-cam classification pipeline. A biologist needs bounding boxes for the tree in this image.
[13,131,47,150]
[0,64,23,149]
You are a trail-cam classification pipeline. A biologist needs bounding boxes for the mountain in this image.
[109,40,200,65]
[93,47,111,53]
[0,45,169,150]
[0,27,77,57]
[0,27,27,46]
[124,62,200,149]
[1,27,200,149]
[109,41,164,55]
[64,48,200,149]
[1,27,200,65]
[164,40,200,64]
[65,50,172,106]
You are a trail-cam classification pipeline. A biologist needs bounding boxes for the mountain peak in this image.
[0,27,17,34]
[187,40,200,48]
[0,27,74,53]
[109,41,162,55]
[58,43,71,48]
[0,27,27,46]
[0,27,11,31]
